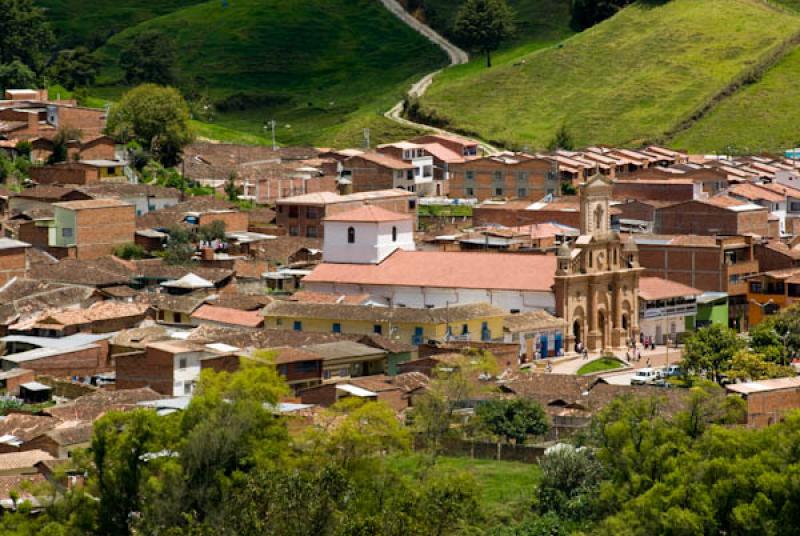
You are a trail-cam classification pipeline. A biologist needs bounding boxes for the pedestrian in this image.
[646,358,651,368]
[546,361,552,373]
[583,348,589,360]
[625,349,631,362]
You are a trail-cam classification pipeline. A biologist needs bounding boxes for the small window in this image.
[183,382,192,395]
[62,228,73,238]
[332,323,341,333]
[347,226,355,244]
[392,226,398,242]
[288,206,299,218]
[306,226,318,238]
[461,324,469,335]
[107,167,116,174]
[178,358,187,369]
[465,188,474,196]
[408,199,416,210]
[517,188,527,198]
[373,324,383,335]
[293,321,302,332]
[495,188,503,196]
[289,226,299,236]
[465,170,476,182]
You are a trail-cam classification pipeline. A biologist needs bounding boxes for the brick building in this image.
[50,198,136,259]
[340,152,413,193]
[275,189,417,238]
[28,160,127,186]
[634,234,758,330]
[726,377,800,427]
[9,186,92,214]
[612,178,699,203]
[655,197,770,237]
[0,238,30,285]
[448,154,558,201]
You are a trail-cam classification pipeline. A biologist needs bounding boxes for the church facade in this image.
[553,175,642,352]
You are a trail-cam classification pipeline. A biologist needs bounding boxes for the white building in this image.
[304,205,558,312]
[638,277,701,344]
[322,205,415,264]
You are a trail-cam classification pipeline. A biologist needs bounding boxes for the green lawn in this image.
[421,0,800,149]
[389,454,539,521]
[577,357,625,375]
[87,0,447,147]
[419,204,474,217]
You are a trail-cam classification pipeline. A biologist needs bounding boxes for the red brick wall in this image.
[29,166,96,186]
[15,345,110,377]
[472,207,581,228]
[656,202,768,236]
[754,244,800,273]
[299,383,337,406]
[4,370,34,395]
[343,157,396,192]
[744,389,800,427]
[615,201,656,223]
[612,181,694,202]
[198,211,249,233]
[0,248,27,286]
[449,158,554,201]
[74,205,136,259]
[56,107,106,137]
[638,244,725,292]
[200,354,240,374]
[115,348,173,395]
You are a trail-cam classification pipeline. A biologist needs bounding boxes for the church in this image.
[553,175,642,352]
[302,175,641,353]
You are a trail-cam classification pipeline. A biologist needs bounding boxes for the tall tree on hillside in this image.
[570,0,634,31]
[0,0,54,89]
[119,29,177,85]
[106,84,194,167]
[47,47,100,90]
[453,0,515,68]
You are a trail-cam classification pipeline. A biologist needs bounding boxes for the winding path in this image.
[379,0,498,153]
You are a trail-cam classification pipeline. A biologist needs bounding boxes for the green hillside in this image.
[421,0,572,48]
[670,46,800,153]
[90,0,447,146]
[419,0,800,149]
[37,0,203,48]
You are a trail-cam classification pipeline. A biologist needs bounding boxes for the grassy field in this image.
[670,46,800,154]
[420,0,800,150]
[83,0,446,147]
[389,454,539,521]
[37,0,203,48]
[577,357,625,375]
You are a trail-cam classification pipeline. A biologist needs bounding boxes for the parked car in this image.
[661,364,682,377]
[631,367,661,385]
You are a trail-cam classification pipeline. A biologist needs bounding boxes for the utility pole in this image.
[363,128,371,150]
[265,120,277,151]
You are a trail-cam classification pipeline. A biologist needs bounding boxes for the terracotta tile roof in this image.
[252,236,322,265]
[111,326,171,349]
[0,414,57,442]
[758,182,800,198]
[638,277,701,301]
[13,186,89,201]
[0,280,96,325]
[210,293,273,311]
[269,346,324,365]
[762,240,800,260]
[729,183,785,203]
[323,205,411,223]
[504,311,565,333]
[0,474,44,500]
[289,290,370,305]
[45,387,164,422]
[78,183,180,199]
[303,250,558,292]
[390,371,429,392]
[130,259,233,285]
[349,152,413,170]
[52,198,132,210]
[29,301,149,328]
[703,195,762,211]
[45,422,93,446]
[135,198,237,230]
[0,450,53,472]
[417,143,464,163]
[263,301,507,324]
[192,305,263,328]
[146,293,208,314]
[27,256,133,287]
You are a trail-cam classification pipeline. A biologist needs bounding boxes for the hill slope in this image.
[419,0,800,149]
[91,0,447,146]
[37,0,204,48]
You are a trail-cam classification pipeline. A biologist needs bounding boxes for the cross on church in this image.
[594,204,604,232]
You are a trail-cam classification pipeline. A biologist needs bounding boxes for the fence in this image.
[414,436,547,464]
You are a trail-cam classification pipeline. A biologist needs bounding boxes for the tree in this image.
[570,0,635,31]
[225,171,239,201]
[476,398,548,444]
[537,445,603,520]
[47,126,83,164]
[0,0,54,78]
[47,47,99,90]
[682,324,745,382]
[163,226,195,265]
[106,84,194,167]
[119,29,177,85]
[197,220,227,244]
[547,124,575,151]
[113,243,146,260]
[0,60,37,92]
[726,350,794,382]
[453,0,515,68]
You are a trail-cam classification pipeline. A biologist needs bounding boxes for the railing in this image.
[641,304,697,319]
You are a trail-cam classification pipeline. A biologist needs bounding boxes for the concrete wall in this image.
[322,219,414,264]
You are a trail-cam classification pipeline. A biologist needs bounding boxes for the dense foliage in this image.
[454,0,516,67]
[0,0,53,91]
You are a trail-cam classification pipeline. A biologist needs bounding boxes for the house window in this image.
[293,321,302,331]
[288,206,299,218]
[306,207,319,219]
[466,188,474,196]
[178,358,187,369]
[517,188,527,198]
[183,382,193,395]
[493,171,503,183]
[277,364,288,376]
[408,199,416,210]
[62,228,73,238]
[495,188,503,196]
[392,226,398,242]
[295,361,318,373]
[461,324,469,335]
[465,170,476,182]
[373,324,383,335]
[332,323,341,333]
[347,226,355,244]
[289,225,299,236]
[516,171,529,185]
[306,226,318,238]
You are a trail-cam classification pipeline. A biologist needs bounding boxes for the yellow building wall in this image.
[263,315,504,344]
